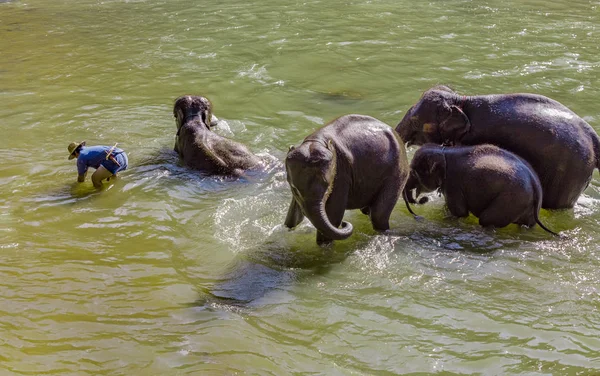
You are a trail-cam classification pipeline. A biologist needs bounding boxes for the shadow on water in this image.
[189,187,581,311]
[192,219,573,311]
[192,211,580,312]
[311,89,365,105]
[193,227,353,310]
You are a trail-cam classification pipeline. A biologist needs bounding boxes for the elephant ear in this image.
[324,139,337,178]
[439,104,471,144]
[326,139,337,163]
[428,161,442,186]
[327,139,334,151]
[175,109,183,136]
[431,155,447,187]
[202,110,213,129]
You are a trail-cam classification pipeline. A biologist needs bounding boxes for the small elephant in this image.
[403,143,558,235]
[396,86,600,209]
[284,114,409,244]
[173,95,262,176]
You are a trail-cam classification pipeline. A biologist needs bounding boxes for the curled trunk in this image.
[403,188,418,218]
[303,201,353,241]
[404,175,418,204]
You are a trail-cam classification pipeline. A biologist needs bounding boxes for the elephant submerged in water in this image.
[404,144,559,235]
[284,114,410,244]
[173,95,262,176]
[396,86,600,209]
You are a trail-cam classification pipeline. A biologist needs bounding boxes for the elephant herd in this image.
[173,86,600,244]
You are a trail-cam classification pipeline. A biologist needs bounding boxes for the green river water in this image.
[1,0,600,374]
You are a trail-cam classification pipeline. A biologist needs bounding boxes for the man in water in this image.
[67,141,128,188]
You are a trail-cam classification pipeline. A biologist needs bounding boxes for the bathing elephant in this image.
[173,95,262,176]
[403,143,558,235]
[284,114,409,244]
[396,86,600,209]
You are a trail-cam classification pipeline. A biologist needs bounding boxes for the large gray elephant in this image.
[404,143,558,235]
[173,95,262,176]
[284,114,409,244]
[396,86,600,209]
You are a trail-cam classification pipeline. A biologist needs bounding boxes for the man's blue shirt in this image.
[77,146,125,175]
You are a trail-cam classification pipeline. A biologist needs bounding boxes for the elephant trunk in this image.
[403,188,418,218]
[303,200,353,241]
[404,174,419,204]
[404,175,429,205]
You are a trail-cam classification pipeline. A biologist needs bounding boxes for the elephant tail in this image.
[403,187,419,218]
[587,125,600,171]
[594,135,600,171]
[534,211,560,237]
[403,187,425,222]
[532,179,560,237]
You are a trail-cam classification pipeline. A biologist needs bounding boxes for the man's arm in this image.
[77,158,88,183]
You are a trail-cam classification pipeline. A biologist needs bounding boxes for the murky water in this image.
[1,0,600,374]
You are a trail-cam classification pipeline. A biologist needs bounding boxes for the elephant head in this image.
[173,95,215,134]
[403,144,447,203]
[285,139,353,240]
[396,86,471,147]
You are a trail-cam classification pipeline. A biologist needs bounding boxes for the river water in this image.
[1,0,600,374]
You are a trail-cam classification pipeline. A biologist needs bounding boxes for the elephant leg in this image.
[360,207,370,215]
[517,213,537,228]
[284,198,304,229]
[514,201,537,228]
[477,195,521,228]
[539,162,591,209]
[316,188,349,245]
[445,189,469,218]
[369,179,402,232]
